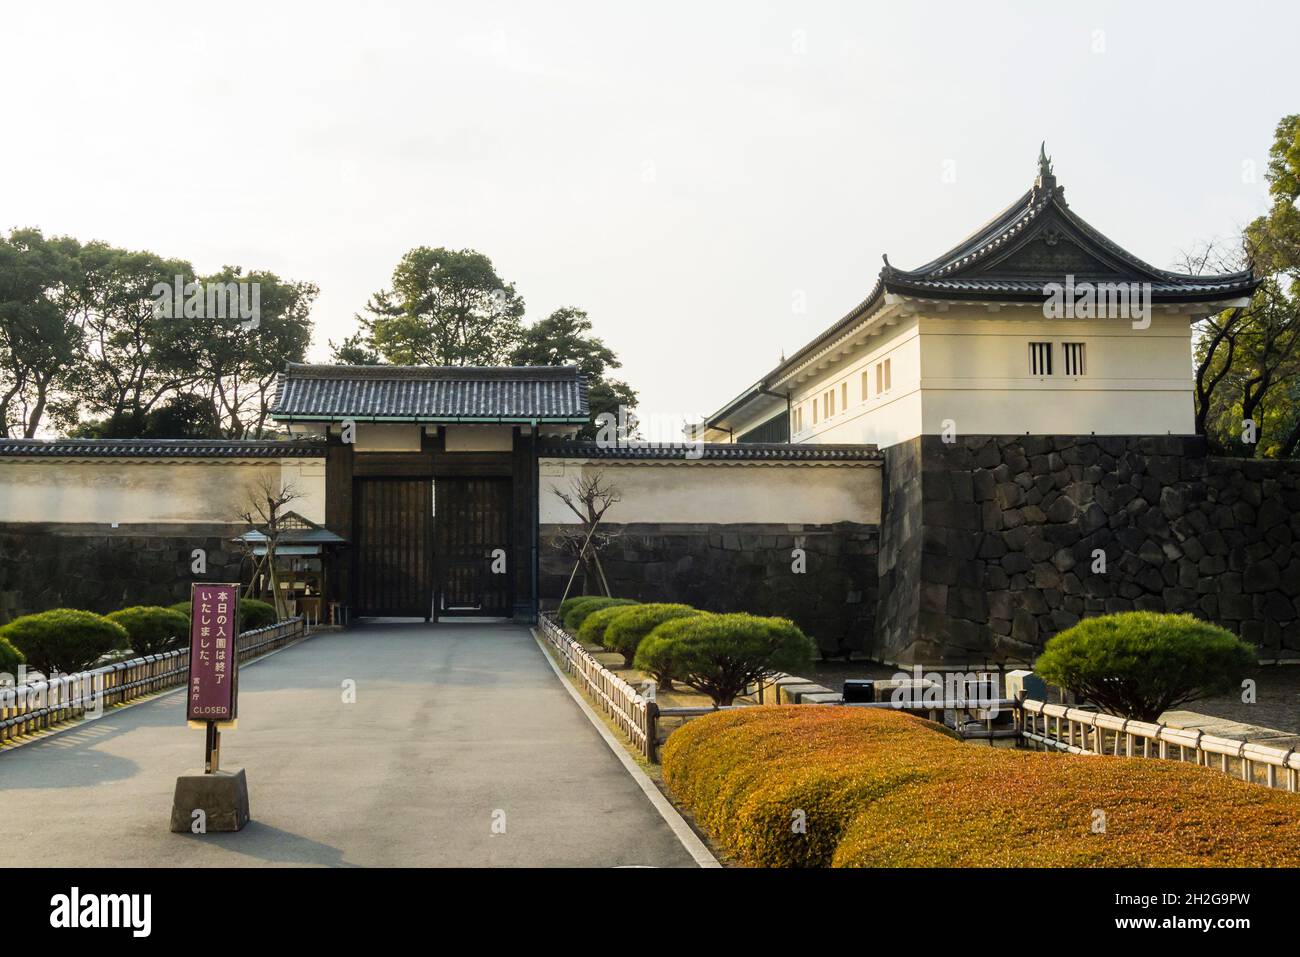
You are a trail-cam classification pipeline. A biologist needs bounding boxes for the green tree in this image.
[0,229,83,437]
[1193,114,1300,457]
[510,307,638,440]
[169,267,317,437]
[337,247,525,366]
[63,243,198,437]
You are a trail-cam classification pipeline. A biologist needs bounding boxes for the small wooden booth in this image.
[235,511,346,625]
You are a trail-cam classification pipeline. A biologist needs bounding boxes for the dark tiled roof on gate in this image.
[0,438,326,458]
[270,363,589,422]
[538,441,881,462]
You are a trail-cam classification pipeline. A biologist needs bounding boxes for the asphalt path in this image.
[0,622,699,867]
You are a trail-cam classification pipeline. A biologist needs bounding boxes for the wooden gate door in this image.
[352,478,434,618]
[435,478,513,617]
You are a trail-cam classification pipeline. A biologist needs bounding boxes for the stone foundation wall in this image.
[875,435,1300,665]
[539,521,879,657]
[0,523,245,623]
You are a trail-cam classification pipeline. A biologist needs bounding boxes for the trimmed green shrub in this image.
[106,606,191,655]
[633,616,699,692]
[564,597,636,633]
[0,633,24,674]
[576,603,639,648]
[0,609,129,675]
[659,613,816,706]
[1034,612,1256,721]
[602,603,702,668]
[169,597,278,632]
[239,598,277,631]
[558,595,598,620]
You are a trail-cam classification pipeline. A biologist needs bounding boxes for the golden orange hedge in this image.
[660,706,1300,868]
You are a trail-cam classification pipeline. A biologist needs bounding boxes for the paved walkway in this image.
[0,622,699,867]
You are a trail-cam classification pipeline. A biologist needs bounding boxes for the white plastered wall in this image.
[0,457,327,526]
[916,306,1196,436]
[539,459,881,525]
[785,315,923,448]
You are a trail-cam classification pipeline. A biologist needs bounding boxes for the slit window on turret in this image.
[1029,342,1053,376]
[1063,342,1086,376]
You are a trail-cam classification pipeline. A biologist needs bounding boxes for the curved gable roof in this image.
[270,363,589,423]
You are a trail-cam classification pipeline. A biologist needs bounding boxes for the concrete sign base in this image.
[170,768,251,833]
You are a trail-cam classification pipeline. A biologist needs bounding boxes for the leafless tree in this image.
[233,475,301,618]
[551,471,622,603]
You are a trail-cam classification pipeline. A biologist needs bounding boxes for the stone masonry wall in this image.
[874,435,1300,665]
[540,521,879,658]
[0,523,245,624]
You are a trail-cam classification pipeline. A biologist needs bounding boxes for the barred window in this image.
[1063,342,1086,376]
[1029,341,1053,376]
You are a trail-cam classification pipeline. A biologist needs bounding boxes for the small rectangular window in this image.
[812,401,818,425]
[876,362,883,394]
[1029,342,1053,376]
[883,358,891,392]
[828,390,836,416]
[841,382,847,411]
[861,370,869,401]
[1063,342,1086,376]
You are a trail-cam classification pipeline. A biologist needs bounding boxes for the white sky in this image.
[2,0,1294,423]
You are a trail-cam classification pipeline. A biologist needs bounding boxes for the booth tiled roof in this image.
[0,438,325,458]
[271,363,589,423]
[539,441,881,462]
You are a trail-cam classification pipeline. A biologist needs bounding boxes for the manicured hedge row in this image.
[562,597,637,632]
[0,596,282,676]
[663,706,1300,868]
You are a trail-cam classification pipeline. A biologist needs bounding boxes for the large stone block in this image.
[170,768,250,833]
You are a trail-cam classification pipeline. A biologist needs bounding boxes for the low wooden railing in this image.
[1017,698,1300,792]
[0,617,307,748]
[538,613,658,761]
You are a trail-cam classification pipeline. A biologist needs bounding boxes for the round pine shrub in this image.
[557,596,598,620]
[602,603,703,668]
[0,633,24,675]
[633,617,694,691]
[576,603,639,648]
[169,596,277,632]
[660,613,816,706]
[106,606,191,656]
[0,609,129,676]
[1034,611,1256,721]
[239,598,277,631]
[564,597,636,633]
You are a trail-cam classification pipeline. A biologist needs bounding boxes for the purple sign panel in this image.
[186,583,240,723]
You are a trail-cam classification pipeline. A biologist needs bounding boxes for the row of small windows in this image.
[1030,342,1086,377]
[791,358,892,434]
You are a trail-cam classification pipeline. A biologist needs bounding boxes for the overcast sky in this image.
[2,1,1295,423]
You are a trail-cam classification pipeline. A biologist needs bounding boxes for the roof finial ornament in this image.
[1033,141,1057,200]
